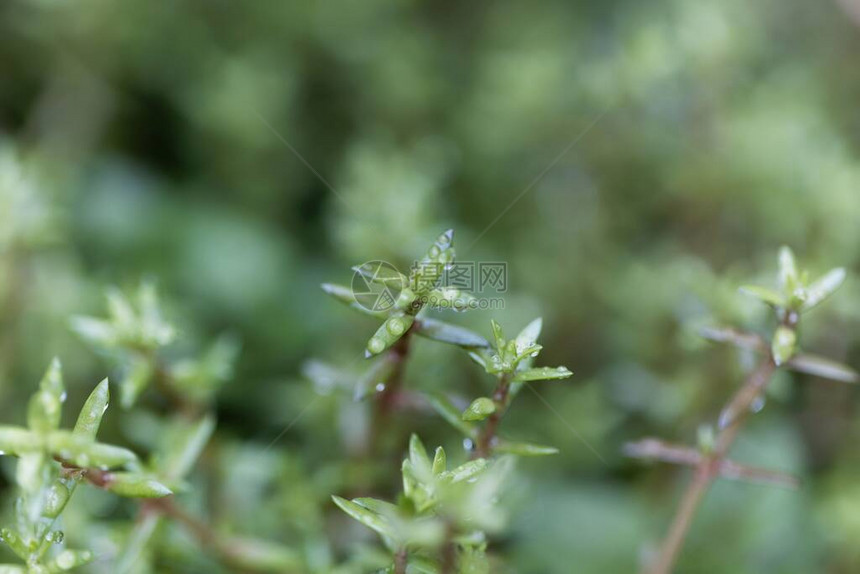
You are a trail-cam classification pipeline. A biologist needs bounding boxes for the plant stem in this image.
[648,356,777,574]
[474,373,511,459]
[394,547,408,574]
[370,326,414,455]
[439,522,457,574]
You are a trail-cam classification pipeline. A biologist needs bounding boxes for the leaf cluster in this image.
[0,361,170,573]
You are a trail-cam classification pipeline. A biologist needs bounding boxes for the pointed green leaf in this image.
[73,379,110,440]
[106,473,172,498]
[442,458,488,483]
[514,343,543,363]
[413,318,490,348]
[771,325,797,366]
[778,246,798,291]
[409,230,456,295]
[408,434,432,480]
[40,357,65,401]
[494,440,559,456]
[366,314,414,356]
[432,447,447,475]
[490,320,505,351]
[467,349,489,368]
[425,393,478,438]
[787,353,859,383]
[401,458,424,509]
[462,397,496,421]
[801,268,846,312]
[514,318,543,355]
[419,229,455,267]
[352,497,399,516]
[331,496,397,540]
[738,285,785,308]
[321,283,386,318]
[513,366,573,383]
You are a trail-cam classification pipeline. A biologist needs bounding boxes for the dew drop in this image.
[463,438,474,452]
[750,396,766,413]
[386,318,405,335]
[375,383,386,393]
[367,337,385,354]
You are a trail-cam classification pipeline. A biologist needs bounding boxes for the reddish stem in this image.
[474,373,511,459]
[647,357,777,573]
[394,547,408,574]
[369,327,414,455]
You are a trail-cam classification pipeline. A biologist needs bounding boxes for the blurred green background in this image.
[2,0,860,572]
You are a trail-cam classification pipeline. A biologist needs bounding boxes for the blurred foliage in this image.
[2,0,860,571]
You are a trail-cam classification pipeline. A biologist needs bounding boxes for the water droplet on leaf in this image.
[750,396,765,413]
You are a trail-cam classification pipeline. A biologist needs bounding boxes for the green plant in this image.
[626,247,856,574]
[333,435,509,574]
[70,283,238,411]
[68,284,299,573]
[325,230,573,572]
[0,360,171,573]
